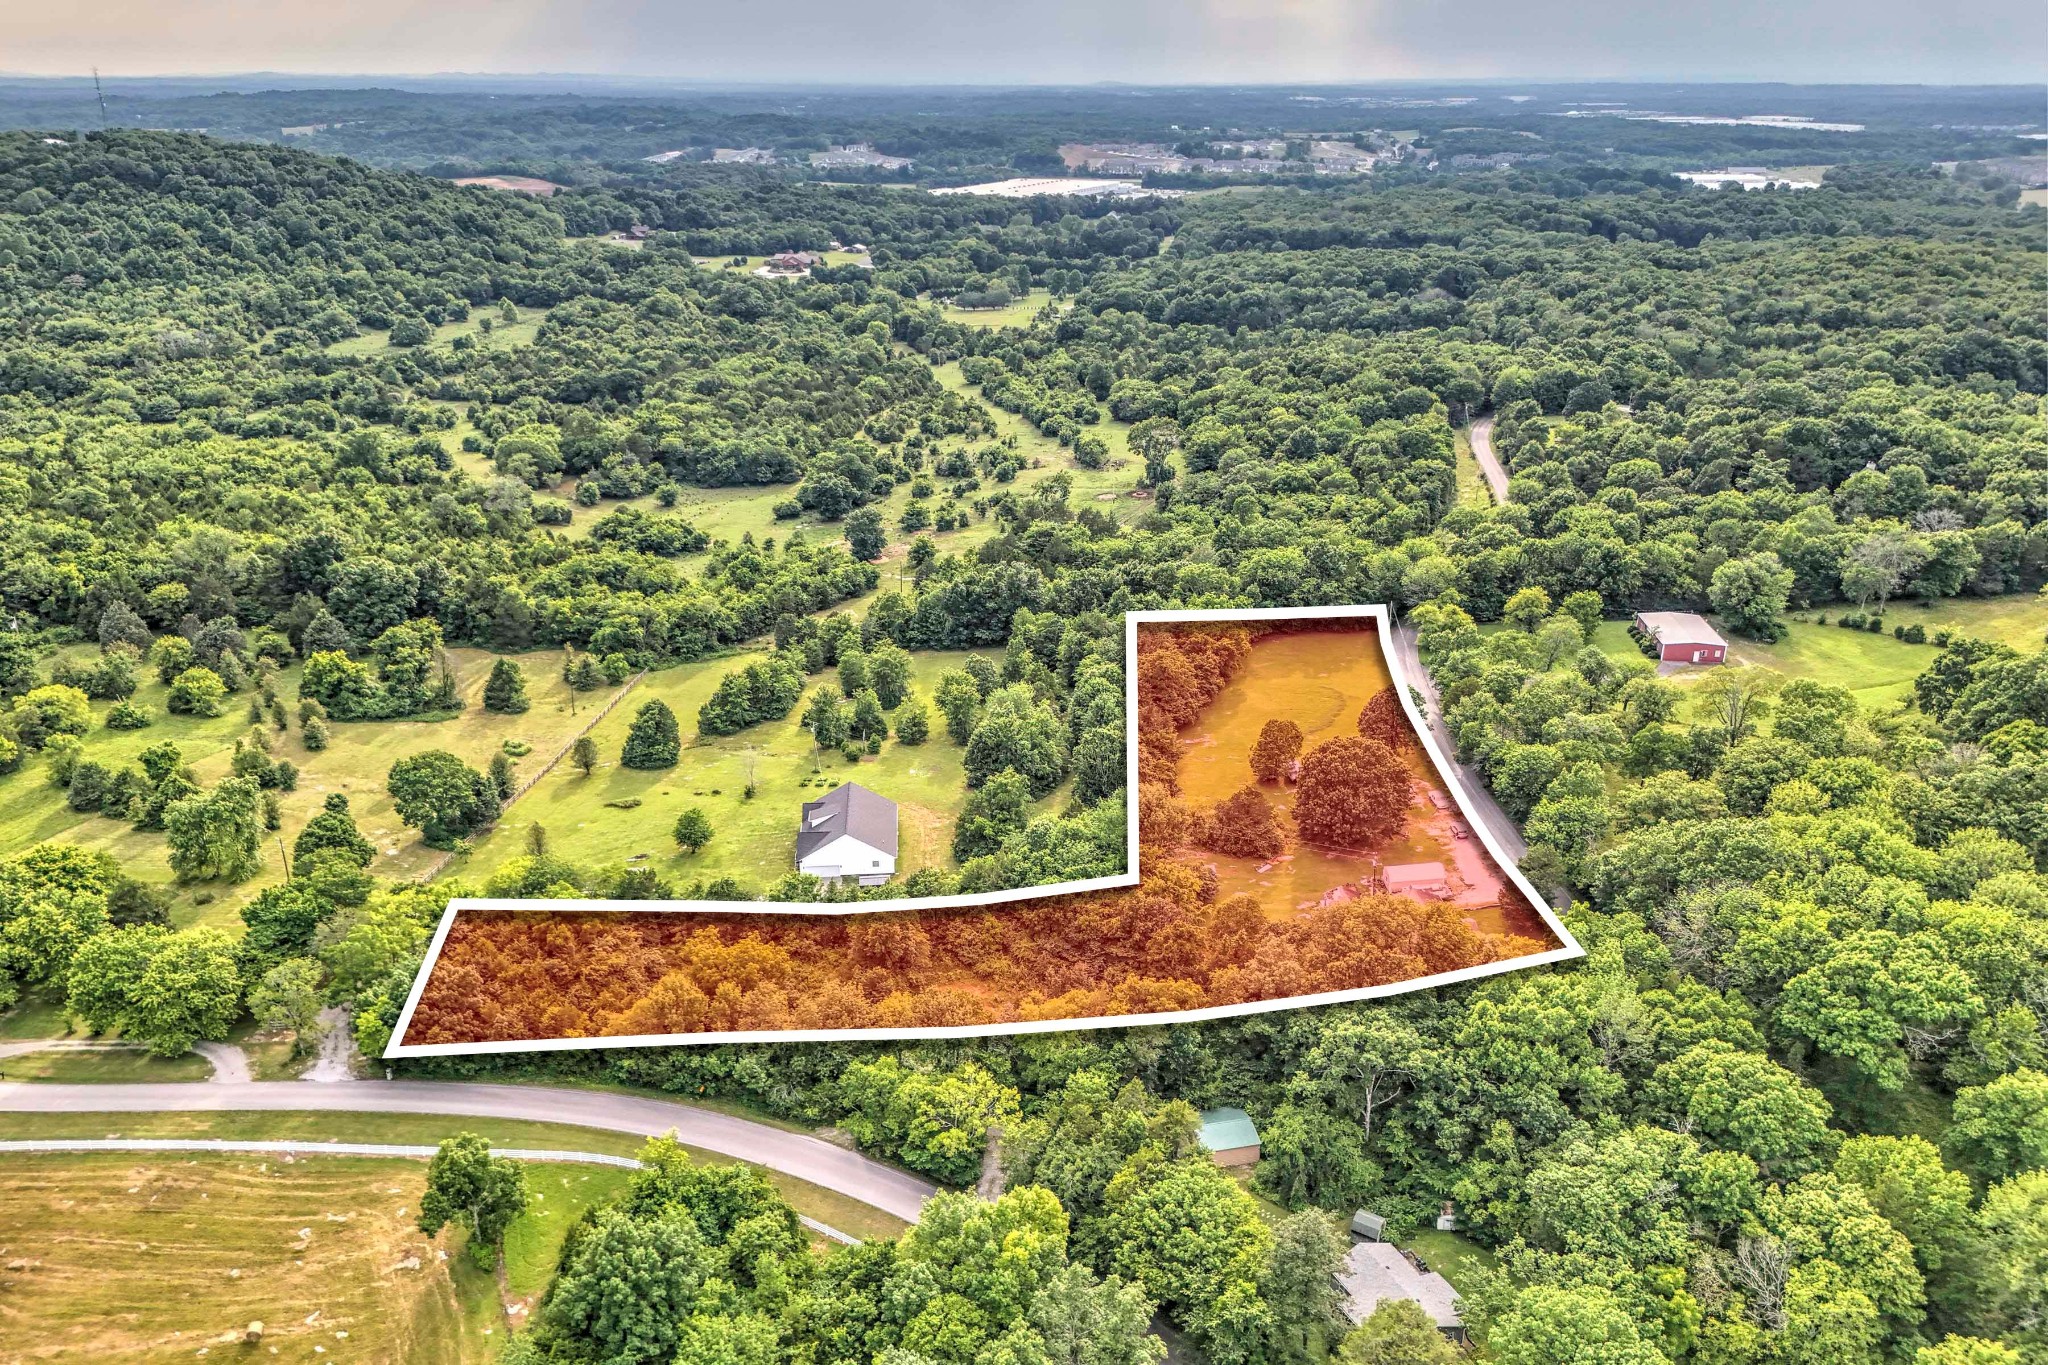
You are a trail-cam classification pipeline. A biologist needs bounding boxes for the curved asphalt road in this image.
[0,1080,936,1223]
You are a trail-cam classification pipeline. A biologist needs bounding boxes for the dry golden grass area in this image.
[0,1153,496,1363]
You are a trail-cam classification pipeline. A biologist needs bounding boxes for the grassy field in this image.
[1401,1227,1498,1302]
[0,1151,513,1362]
[1878,592,2048,651]
[0,993,74,1039]
[1590,593,2047,709]
[0,1109,912,1243]
[326,308,547,359]
[0,336,1146,916]
[928,358,1150,509]
[453,647,1064,892]
[691,251,872,274]
[0,1046,213,1082]
[0,645,633,927]
[1592,618,1934,708]
[480,343,1146,572]
[939,289,1060,328]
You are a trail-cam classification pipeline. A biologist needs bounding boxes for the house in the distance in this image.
[796,783,898,886]
[1632,611,1728,665]
[1197,1107,1262,1167]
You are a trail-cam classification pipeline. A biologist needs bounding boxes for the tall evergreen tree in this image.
[621,700,681,769]
[482,658,530,714]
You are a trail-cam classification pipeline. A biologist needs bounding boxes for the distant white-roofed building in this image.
[1634,611,1728,665]
[796,783,898,886]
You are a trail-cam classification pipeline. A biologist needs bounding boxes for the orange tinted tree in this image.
[1203,786,1285,859]
[1249,719,1304,783]
[1294,736,1408,850]
[1356,689,1409,752]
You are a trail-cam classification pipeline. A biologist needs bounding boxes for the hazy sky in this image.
[15,0,2045,85]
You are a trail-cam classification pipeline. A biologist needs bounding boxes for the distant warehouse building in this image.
[1632,611,1728,665]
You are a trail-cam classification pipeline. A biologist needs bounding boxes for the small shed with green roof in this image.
[1196,1107,1261,1167]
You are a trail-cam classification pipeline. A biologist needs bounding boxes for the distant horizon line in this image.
[0,71,2039,92]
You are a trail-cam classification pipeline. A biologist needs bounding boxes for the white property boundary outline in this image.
[386,604,1584,1057]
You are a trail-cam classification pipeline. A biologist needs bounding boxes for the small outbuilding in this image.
[1383,861,1452,899]
[1350,1210,1388,1241]
[1633,611,1728,665]
[1197,1107,1261,1167]
[796,782,898,886]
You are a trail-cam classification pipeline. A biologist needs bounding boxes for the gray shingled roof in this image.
[796,782,898,860]
[1337,1241,1462,1329]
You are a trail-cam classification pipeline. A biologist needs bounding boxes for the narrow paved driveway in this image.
[193,1042,251,1083]
[1468,416,1509,504]
[0,1080,937,1223]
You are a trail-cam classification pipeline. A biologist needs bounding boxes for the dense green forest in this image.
[0,119,2044,1365]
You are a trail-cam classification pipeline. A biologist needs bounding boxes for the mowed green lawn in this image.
[0,646,631,927]
[0,1046,213,1083]
[939,288,1061,328]
[691,251,872,274]
[326,307,547,358]
[1592,617,1936,708]
[457,648,1043,893]
[1881,591,2048,651]
[1590,592,2047,709]
[1401,1227,1499,1302]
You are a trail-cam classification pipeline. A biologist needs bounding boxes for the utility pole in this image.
[92,68,109,129]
